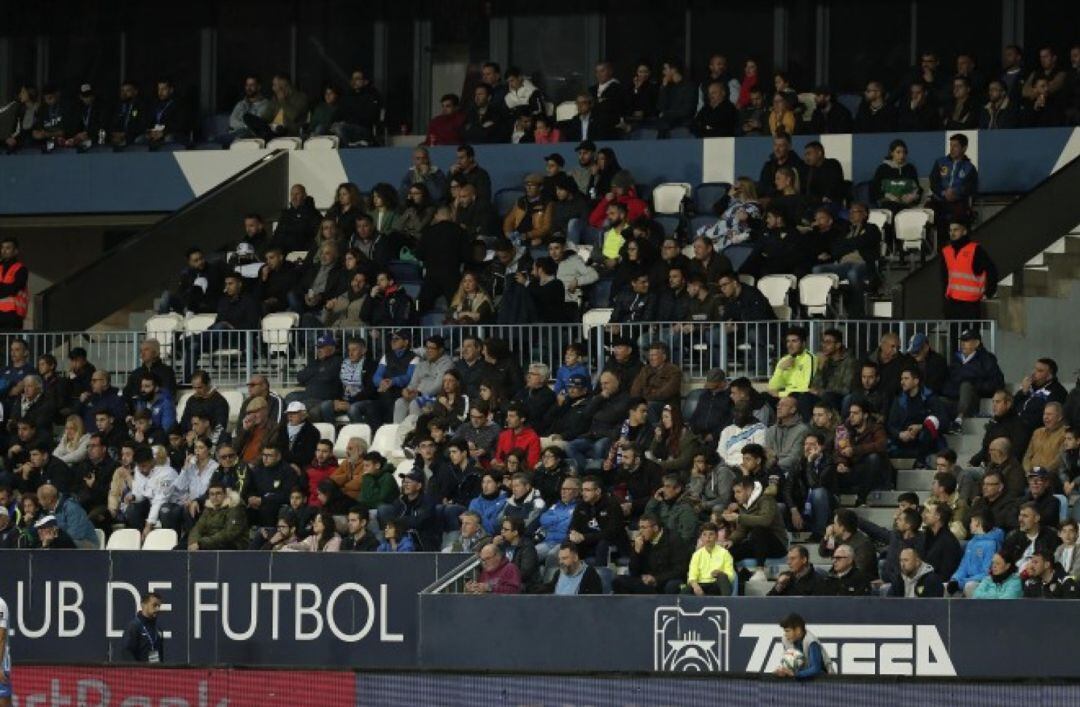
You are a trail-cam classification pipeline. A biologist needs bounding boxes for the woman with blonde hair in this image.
[767,93,796,137]
[446,271,494,324]
[54,415,90,465]
[696,177,762,248]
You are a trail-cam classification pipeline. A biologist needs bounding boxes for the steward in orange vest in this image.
[941,220,996,320]
[0,237,28,331]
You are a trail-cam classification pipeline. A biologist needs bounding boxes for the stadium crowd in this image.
[0,314,1077,600]
[4,43,1078,152]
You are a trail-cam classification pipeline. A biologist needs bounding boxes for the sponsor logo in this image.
[740,623,956,676]
[653,606,729,672]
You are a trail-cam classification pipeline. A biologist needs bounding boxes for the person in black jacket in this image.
[417,207,472,314]
[824,543,871,595]
[590,61,628,136]
[888,546,945,597]
[853,81,896,133]
[109,80,146,146]
[122,592,165,663]
[1022,546,1080,598]
[970,391,1031,467]
[276,402,320,475]
[757,133,807,198]
[611,270,657,324]
[137,78,190,147]
[179,371,230,435]
[272,185,321,254]
[895,81,942,131]
[341,505,380,551]
[245,444,296,528]
[906,333,948,397]
[768,546,829,596]
[520,257,567,323]
[1014,358,1068,431]
[692,81,739,137]
[808,87,853,134]
[540,541,604,594]
[332,68,383,146]
[802,142,847,207]
[542,374,592,440]
[922,501,963,580]
[256,247,301,315]
[183,273,261,379]
[292,241,351,318]
[612,513,688,594]
[462,84,509,144]
[367,270,416,328]
[161,247,224,315]
[569,476,626,565]
[287,334,343,412]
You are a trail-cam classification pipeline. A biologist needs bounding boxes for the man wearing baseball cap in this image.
[503,173,553,248]
[905,332,948,396]
[286,333,343,414]
[357,329,419,428]
[569,140,598,195]
[542,374,593,441]
[942,328,1005,432]
[377,468,440,551]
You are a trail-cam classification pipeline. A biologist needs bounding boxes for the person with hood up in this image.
[888,546,945,597]
[587,170,650,228]
[948,508,1004,596]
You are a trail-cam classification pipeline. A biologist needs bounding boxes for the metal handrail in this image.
[422,555,482,594]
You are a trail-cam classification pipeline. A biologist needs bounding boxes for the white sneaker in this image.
[750,568,768,583]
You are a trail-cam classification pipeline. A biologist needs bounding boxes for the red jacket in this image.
[494,426,541,468]
[424,111,466,146]
[588,190,650,228]
[304,460,339,507]
[479,558,522,594]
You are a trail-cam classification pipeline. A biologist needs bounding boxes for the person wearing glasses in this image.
[243,445,295,529]
[186,480,247,551]
[824,543,871,595]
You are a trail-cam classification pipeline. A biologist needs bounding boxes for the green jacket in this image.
[358,465,399,508]
[644,494,700,547]
[810,349,857,395]
[730,484,788,549]
[190,492,249,550]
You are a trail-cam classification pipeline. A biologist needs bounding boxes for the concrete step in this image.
[853,506,897,528]
[897,469,936,491]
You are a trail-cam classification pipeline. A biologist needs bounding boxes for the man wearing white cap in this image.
[287,334,344,416]
[34,515,76,549]
[280,401,320,475]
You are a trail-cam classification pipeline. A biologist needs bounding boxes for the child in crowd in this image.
[554,343,590,395]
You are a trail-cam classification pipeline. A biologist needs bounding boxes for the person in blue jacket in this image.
[949,508,1004,596]
[131,372,177,433]
[553,343,590,396]
[468,471,508,536]
[929,133,978,241]
[774,613,831,680]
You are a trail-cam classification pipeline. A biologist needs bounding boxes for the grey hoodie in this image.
[902,561,936,598]
[765,417,810,475]
[408,352,454,397]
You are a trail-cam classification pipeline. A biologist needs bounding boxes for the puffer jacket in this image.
[189,490,249,550]
[950,527,1004,586]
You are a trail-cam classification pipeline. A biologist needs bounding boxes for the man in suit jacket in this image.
[560,93,616,143]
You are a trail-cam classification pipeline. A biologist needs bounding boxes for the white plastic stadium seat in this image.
[652,182,692,215]
[867,208,892,232]
[176,391,195,423]
[554,101,577,123]
[94,528,106,549]
[106,528,142,550]
[798,274,840,316]
[184,313,217,335]
[229,138,265,150]
[267,137,302,151]
[262,312,299,357]
[285,250,308,264]
[335,424,372,458]
[894,208,932,253]
[796,92,816,122]
[303,135,339,150]
[370,423,401,457]
[221,390,244,431]
[145,313,184,361]
[313,422,336,443]
[142,529,178,551]
[757,274,796,308]
[738,274,756,287]
[581,308,613,340]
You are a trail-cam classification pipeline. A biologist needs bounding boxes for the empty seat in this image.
[184,313,218,335]
[267,137,302,151]
[106,528,142,550]
[335,423,372,458]
[285,250,308,264]
[566,218,586,245]
[894,208,932,254]
[798,273,840,316]
[581,308,613,339]
[796,92,816,121]
[142,529,178,551]
[94,528,107,549]
[313,422,336,443]
[494,188,524,216]
[655,215,680,236]
[554,101,577,122]
[652,182,692,215]
[694,182,731,216]
[757,274,797,308]
[262,312,299,357]
[145,313,184,361]
[176,391,194,422]
[303,135,339,150]
[722,244,755,273]
[387,260,423,284]
[867,208,892,232]
[370,423,401,457]
[221,390,245,431]
[229,138,265,150]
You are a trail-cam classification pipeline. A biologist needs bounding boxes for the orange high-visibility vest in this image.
[943,242,985,302]
[0,261,28,318]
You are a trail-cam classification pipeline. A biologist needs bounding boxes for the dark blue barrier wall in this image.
[0,550,467,667]
[1,128,1074,215]
[418,594,1080,679]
